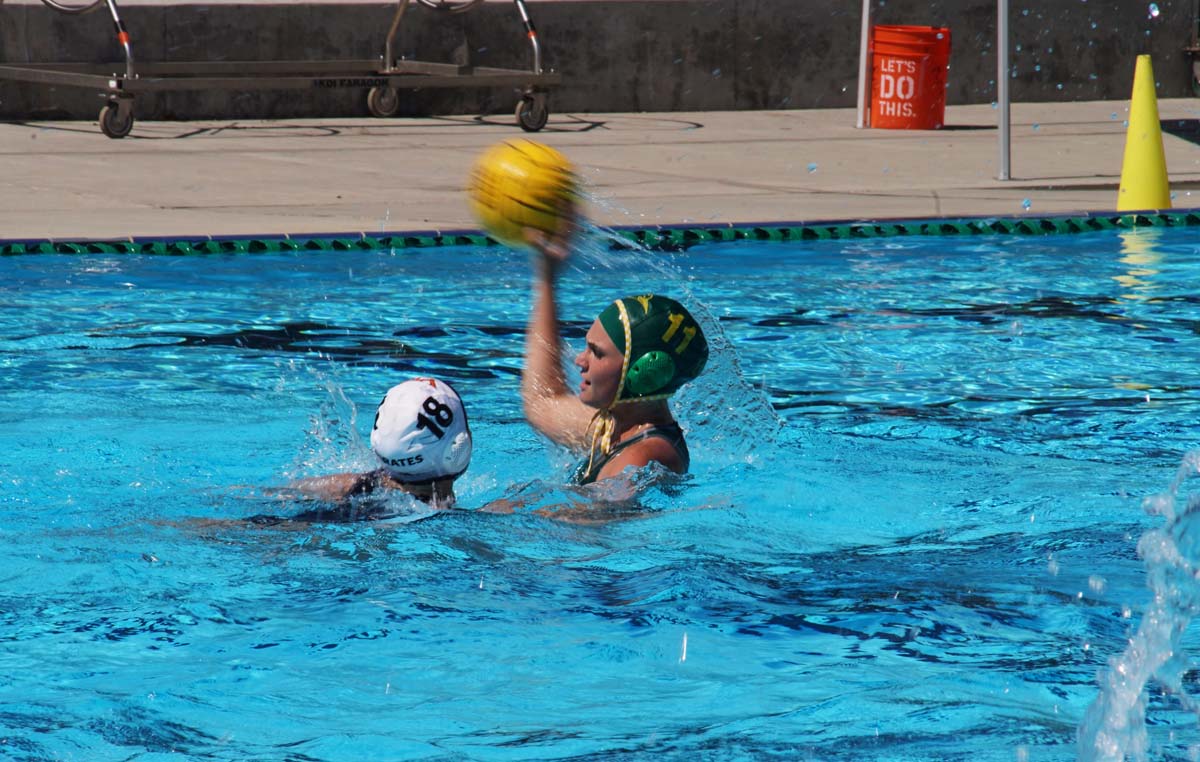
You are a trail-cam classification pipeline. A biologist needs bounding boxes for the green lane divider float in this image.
[3,211,1199,256]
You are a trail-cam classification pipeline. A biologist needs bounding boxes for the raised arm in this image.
[520,212,596,450]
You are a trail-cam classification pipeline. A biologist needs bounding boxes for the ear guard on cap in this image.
[624,350,677,396]
[598,294,709,404]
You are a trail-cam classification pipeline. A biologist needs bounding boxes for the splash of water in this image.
[1078,450,1200,761]
[580,222,785,462]
[277,362,376,481]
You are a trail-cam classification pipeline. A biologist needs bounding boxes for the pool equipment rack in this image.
[0,0,561,138]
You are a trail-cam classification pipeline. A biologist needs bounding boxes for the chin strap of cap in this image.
[580,298,633,478]
[583,409,616,481]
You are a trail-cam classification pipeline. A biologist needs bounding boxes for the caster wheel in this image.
[99,102,133,139]
[515,95,549,132]
[367,86,400,118]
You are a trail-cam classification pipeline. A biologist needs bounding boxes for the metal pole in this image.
[103,0,135,79]
[514,0,544,75]
[384,0,411,72]
[997,0,1011,180]
[856,0,871,128]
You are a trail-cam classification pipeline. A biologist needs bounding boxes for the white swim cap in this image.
[370,377,472,484]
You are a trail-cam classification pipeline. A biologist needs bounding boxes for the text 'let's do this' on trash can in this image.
[870,24,951,130]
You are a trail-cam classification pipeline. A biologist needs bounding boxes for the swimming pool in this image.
[2,222,1199,760]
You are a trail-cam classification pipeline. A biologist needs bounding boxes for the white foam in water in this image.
[1078,450,1200,761]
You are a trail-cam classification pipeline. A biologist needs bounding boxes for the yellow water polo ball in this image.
[467,139,577,247]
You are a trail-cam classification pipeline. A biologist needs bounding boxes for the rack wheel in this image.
[367,86,400,118]
[99,102,133,139]
[515,95,549,132]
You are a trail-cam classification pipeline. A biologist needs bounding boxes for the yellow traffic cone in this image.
[1117,55,1171,211]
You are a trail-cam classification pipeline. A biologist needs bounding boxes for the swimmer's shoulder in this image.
[595,425,688,481]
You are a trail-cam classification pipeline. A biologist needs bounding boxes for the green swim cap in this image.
[597,294,709,404]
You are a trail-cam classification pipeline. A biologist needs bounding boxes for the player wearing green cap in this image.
[520,206,708,485]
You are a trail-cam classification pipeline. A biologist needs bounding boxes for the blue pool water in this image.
[2,225,1200,760]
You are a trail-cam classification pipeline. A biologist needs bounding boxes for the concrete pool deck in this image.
[3,98,1199,241]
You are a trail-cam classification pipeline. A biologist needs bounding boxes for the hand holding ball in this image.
[468,139,577,248]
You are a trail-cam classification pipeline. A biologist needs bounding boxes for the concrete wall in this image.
[0,0,1195,120]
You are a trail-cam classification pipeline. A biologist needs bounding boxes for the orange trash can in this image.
[870,25,951,130]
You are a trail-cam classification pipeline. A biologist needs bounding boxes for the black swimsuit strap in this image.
[574,422,688,485]
[608,425,668,456]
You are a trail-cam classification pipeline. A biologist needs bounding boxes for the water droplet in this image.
[991,101,999,109]
[1057,83,1064,90]
[1016,44,1023,52]
[1148,3,1160,19]
[1022,198,1032,210]
[1111,112,1119,120]
[711,68,722,78]
[1091,21,1098,29]
[1034,64,1042,72]
[807,162,818,173]
[1032,123,1040,130]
